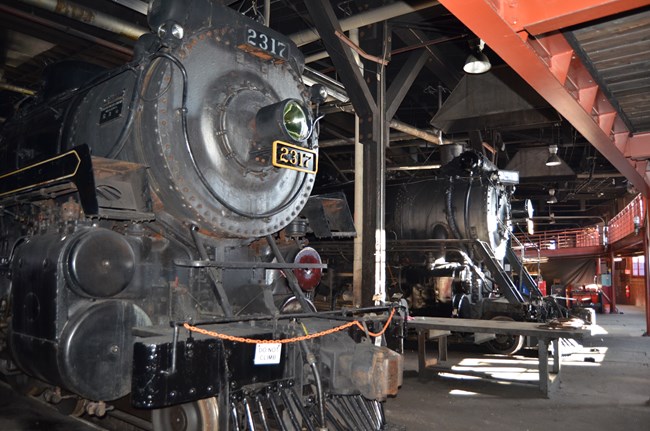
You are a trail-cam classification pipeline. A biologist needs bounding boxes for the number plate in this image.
[272,141,318,174]
[99,100,123,125]
[241,27,289,61]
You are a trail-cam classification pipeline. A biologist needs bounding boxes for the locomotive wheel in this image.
[151,397,219,431]
[485,316,524,355]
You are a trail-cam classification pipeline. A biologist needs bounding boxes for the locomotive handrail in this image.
[172,259,327,269]
[181,308,397,344]
[163,305,400,328]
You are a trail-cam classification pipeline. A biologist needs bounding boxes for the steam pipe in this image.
[0,82,35,96]
[0,3,134,56]
[17,0,148,40]
[299,340,326,429]
[446,181,462,239]
[389,120,442,144]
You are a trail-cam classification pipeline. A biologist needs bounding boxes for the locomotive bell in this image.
[255,98,313,143]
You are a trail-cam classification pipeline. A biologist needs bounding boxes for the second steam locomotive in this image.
[0,1,402,430]
[317,147,562,354]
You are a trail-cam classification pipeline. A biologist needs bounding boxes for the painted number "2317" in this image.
[246,28,288,59]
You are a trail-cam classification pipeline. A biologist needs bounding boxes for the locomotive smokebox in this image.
[387,151,512,261]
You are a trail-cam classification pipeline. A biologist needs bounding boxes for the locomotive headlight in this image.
[256,98,312,143]
[283,100,310,142]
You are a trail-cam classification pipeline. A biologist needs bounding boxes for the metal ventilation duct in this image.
[505,147,575,180]
[431,67,560,134]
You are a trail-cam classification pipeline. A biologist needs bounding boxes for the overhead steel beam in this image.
[438,0,650,196]
[303,0,376,121]
[386,50,430,120]
[393,27,462,90]
[291,0,440,47]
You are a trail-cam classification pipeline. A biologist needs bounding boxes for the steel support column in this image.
[303,0,387,307]
[609,246,617,313]
[438,0,650,196]
[359,22,389,306]
[304,2,434,306]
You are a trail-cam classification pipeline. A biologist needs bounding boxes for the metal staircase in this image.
[474,240,525,304]
[506,245,545,299]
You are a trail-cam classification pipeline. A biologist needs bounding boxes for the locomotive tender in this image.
[0,1,402,429]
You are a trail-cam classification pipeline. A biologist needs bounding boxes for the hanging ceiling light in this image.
[463,39,491,74]
[547,188,558,204]
[545,144,562,167]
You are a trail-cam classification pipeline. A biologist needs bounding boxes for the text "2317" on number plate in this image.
[272,141,317,174]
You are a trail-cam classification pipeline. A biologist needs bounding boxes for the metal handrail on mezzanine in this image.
[515,226,602,254]
[515,194,645,254]
[608,194,644,244]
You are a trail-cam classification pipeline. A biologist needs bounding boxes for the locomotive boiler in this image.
[0,1,402,430]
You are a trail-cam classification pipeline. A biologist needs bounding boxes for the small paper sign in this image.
[254,343,282,365]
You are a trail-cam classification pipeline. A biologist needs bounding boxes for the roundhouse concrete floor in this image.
[1,306,648,430]
[385,304,650,430]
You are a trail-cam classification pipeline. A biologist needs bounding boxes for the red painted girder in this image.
[492,0,650,36]
[624,133,650,159]
[438,0,650,196]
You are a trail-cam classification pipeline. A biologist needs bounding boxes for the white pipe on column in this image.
[351,28,364,308]
[264,0,270,27]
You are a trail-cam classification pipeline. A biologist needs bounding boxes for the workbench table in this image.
[409,317,590,397]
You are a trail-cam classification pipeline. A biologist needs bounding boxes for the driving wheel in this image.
[152,397,219,431]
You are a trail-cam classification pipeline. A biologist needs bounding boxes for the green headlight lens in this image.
[283,100,310,142]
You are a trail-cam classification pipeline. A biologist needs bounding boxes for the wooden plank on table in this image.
[409,316,589,339]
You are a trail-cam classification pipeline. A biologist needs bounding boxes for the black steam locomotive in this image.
[384,149,579,353]
[0,1,402,429]
[316,148,561,354]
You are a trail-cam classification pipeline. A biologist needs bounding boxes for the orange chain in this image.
[182,308,396,344]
